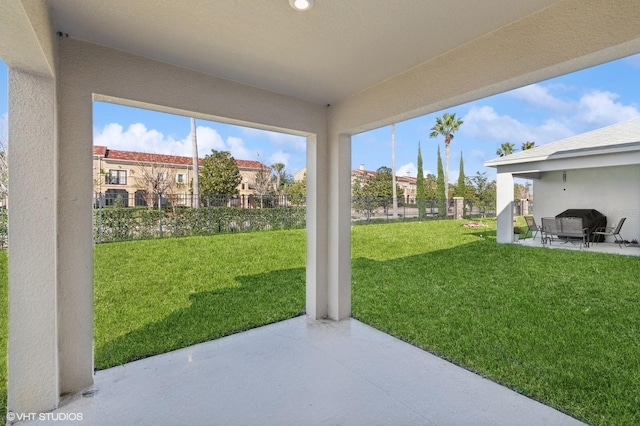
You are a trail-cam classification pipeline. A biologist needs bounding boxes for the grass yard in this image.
[351,221,640,425]
[93,231,307,369]
[0,219,638,424]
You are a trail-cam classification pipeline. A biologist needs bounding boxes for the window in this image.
[176,173,185,184]
[108,169,127,185]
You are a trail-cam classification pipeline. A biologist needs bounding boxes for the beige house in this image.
[351,165,418,203]
[93,145,268,207]
[297,165,418,203]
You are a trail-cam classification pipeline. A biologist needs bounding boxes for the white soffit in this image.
[48,0,557,105]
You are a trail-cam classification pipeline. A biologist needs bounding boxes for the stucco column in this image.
[56,65,95,394]
[453,197,464,219]
[306,134,328,319]
[327,134,351,320]
[8,70,60,414]
[305,131,351,320]
[496,171,515,244]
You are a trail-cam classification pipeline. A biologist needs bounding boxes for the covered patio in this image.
[517,236,640,256]
[2,0,640,421]
[487,117,640,245]
[24,317,584,425]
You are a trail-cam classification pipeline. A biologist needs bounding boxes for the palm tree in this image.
[521,141,536,150]
[496,142,516,157]
[271,162,286,194]
[429,112,463,203]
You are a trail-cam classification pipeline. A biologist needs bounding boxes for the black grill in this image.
[555,209,607,242]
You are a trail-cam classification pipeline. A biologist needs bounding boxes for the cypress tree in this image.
[416,142,425,220]
[457,151,466,216]
[436,145,446,217]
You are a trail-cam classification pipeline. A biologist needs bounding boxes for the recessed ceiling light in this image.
[289,0,314,11]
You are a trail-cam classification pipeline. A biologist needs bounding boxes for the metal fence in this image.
[350,197,496,223]
[0,195,517,247]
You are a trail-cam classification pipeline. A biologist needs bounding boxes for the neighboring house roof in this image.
[485,117,640,168]
[351,169,377,179]
[93,146,268,170]
[396,175,417,184]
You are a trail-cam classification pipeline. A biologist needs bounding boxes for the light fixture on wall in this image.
[562,171,567,183]
[289,0,314,11]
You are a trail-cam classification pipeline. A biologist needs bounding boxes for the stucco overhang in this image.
[3,0,640,134]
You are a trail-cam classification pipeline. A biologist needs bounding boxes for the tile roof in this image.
[485,116,640,167]
[93,146,268,170]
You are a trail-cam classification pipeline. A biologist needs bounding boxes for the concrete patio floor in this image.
[23,316,585,426]
[516,236,640,256]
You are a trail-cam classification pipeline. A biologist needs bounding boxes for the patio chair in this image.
[556,217,589,249]
[524,216,542,240]
[541,217,558,245]
[592,217,626,248]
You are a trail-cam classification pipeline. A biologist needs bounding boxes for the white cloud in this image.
[226,136,254,161]
[268,150,291,168]
[397,162,416,177]
[509,84,571,112]
[93,123,179,154]
[93,122,262,162]
[574,90,640,126]
[397,162,433,177]
[242,128,306,151]
[462,106,574,146]
[463,106,535,141]
[508,85,640,129]
[190,126,226,156]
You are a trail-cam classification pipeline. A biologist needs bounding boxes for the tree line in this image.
[355,112,534,218]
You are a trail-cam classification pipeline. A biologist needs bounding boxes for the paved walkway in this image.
[23,317,585,425]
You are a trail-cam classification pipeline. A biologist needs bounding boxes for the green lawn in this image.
[93,232,307,368]
[0,220,638,424]
[351,221,640,425]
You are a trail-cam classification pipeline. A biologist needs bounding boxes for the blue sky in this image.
[2,53,640,180]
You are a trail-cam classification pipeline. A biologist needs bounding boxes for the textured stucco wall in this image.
[8,70,59,414]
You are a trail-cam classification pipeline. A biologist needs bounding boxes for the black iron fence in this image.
[0,195,516,247]
[351,196,496,223]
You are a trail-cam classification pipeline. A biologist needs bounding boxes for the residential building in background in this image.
[351,164,418,203]
[93,145,268,207]
[295,165,418,203]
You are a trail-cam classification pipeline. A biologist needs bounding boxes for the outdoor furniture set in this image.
[525,214,628,250]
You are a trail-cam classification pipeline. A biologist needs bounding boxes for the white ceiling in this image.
[48,0,557,105]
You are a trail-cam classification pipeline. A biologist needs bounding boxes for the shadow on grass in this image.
[351,238,640,425]
[94,237,638,424]
[95,267,305,370]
